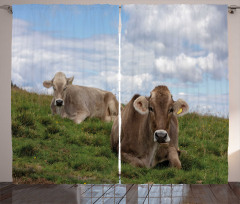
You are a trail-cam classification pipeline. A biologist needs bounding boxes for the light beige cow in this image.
[43,72,119,124]
[111,85,189,169]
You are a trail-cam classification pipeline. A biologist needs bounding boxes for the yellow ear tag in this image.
[177,108,183,115]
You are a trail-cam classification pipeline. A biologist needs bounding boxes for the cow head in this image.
[133,85,189,144]
[43,72,74,107]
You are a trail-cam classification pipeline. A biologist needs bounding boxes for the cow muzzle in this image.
[154,130,170,143]
[55,99,64,107]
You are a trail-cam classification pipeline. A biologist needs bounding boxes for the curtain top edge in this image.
[1,0,239,6]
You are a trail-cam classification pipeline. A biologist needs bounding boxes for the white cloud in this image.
[123,5,228,82]
[154,52,226,83]
[178,92,186,96]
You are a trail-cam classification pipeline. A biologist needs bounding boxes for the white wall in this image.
[0,6,12,182]
[0,0,240,182]
[228,7,240,182]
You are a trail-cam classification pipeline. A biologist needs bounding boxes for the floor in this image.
[1,183,240,203]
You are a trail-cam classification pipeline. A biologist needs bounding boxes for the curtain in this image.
[12,4,228,184]
[11,4,120,184]
[120,4,228,184]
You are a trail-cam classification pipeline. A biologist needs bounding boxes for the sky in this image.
[12,4,229,117]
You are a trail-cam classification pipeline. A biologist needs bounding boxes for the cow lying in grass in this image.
[111,85,189,169]
[43,72,119,124]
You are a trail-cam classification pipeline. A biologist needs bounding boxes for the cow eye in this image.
[63,87,67,91]
[149,107,154,112]
[169,108,174,113]
[53,87,56,91]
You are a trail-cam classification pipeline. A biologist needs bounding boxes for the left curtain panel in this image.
[11,4,119,184]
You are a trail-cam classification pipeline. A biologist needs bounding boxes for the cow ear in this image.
[67,76,74,85]
[133,96,149,115]
[173,99,189,117]
[43,80,53,88]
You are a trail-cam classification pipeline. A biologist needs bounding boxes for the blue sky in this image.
[11,4,229,117]
[13,5,119,38]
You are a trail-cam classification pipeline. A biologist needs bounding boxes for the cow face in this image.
[133,86,189,144]
[43,72,74,107]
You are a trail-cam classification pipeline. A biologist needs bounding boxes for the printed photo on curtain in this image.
[11,4,228,184]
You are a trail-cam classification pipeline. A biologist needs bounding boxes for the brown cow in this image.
[111,85,189,169]
[43,72,119,124]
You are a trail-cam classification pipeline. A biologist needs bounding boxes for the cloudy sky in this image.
[12,4,229,117]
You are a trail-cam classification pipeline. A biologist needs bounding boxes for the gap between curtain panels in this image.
[118,5,122,185]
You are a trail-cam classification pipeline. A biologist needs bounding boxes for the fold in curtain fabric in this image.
[12,4,228,184]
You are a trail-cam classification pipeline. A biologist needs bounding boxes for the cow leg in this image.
[122,152,146,168]
[168,147,181,169]
[105,97,118,122]
[61,112,68,118]
[104,115,117,122]
[104,115,112,122]
[50,99,57,115]
[108,100,118,121]
[71,111,90,124]
[103,103,111,122]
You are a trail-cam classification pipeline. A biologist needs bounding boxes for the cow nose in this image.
[154,130,170,143]
[56,99,63,106]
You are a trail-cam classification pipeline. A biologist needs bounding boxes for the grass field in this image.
[11,87,228,184]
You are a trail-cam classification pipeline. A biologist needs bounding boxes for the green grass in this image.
[11,87,228,184]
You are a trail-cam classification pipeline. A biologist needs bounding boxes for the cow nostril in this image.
[154,130,170,143]
[155,132,167,138]
[56,100,63,106]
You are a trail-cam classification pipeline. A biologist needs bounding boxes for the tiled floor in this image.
[1,182,240,203]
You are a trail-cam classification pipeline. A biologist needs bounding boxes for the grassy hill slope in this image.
[11,87,228,184]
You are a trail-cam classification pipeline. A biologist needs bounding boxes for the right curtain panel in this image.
[118,4,228,184]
